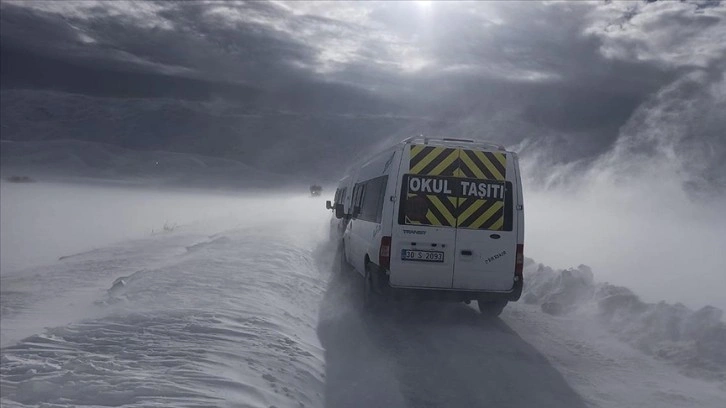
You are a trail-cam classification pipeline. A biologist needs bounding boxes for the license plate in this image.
[401,249,444,262]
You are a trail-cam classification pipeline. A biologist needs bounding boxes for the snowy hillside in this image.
[1,184,725,408]
[0,90,418,180]
[1,139,297,189]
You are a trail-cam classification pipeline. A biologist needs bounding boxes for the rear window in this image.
[397,145,513,231]
[398,175,513,231]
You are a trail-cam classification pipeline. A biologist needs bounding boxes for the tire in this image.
[338,241,349,274]
[477,300,507,317]
[363,263,375,310]
[363,262,387,312]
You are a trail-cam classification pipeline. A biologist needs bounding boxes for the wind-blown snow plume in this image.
[515,2,726,312]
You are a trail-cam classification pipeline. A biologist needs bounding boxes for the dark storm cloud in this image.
[1,1,724,185]
[0,2,191,78]
[125,1,321,86]
[0,1,318,88]
[0,0,400,114]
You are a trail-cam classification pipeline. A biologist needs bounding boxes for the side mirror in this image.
[326,200,333,210]
[335,203,345,219]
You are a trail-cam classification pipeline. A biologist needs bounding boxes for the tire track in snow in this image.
[316,247,587,408]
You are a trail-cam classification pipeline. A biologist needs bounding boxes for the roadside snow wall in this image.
[522,259,726,382]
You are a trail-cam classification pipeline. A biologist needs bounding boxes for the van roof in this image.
[401,136,509,152]
[339,136,515,181]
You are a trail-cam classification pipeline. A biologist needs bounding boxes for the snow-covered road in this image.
[1,184,724,407]
[318,251,725,408]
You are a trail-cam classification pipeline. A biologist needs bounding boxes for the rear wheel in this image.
[477,300,507,317]
[363,262,388,312]
[338,241,350,274]
[363,263,376,310]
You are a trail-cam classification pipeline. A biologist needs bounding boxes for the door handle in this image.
[490,234,501,239]
[461,250,472,256]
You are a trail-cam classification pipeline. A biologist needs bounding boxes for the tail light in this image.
[514,244,524,282]
[379,236,392,269]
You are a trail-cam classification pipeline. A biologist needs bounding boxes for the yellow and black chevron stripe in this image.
[409,145,507,180]
[409,145,459,176]
[459,149,507,180]
[456,196,504,230]
[404,193,458,227]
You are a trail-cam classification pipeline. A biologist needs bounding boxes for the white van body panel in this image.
[343,148,398,276]
[389,143,456,288]
[451,152,519,291]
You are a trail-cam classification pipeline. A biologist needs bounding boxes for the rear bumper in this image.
[385,279,523,302]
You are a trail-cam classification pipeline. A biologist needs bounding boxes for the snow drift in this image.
[522,259,726,382]
[1,197,330,408]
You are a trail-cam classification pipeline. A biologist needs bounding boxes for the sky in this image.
[1,0,724,186]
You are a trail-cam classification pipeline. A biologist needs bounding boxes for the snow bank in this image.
[1,195,330,407]
[522,259,726,382]
[1,227,327,407]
